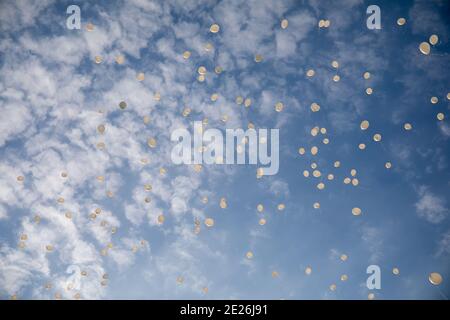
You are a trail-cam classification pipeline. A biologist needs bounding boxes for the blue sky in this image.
[0,0,449,300]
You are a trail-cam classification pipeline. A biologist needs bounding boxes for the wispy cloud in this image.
[415,186,448,224]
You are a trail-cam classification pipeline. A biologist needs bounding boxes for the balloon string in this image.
[437,287,449,300]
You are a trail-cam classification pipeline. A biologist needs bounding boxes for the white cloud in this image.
[0,0,54,33]
[361,225,383,263]
[415,187,448,223]
[435,230,450,257]
[268,179,290,198]
[438,122,450,138]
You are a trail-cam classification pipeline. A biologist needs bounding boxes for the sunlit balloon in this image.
[397,18,406,26]
[210,23,220,33]
[198,66,207,75]
[428,272,442,285]
[275,102,284,112]
[148,137,157,148]
[97,124,105,134]
[311,127,319,136]
[352,207,362,216]
[373,133,382,142]
[136,72,145,81]
[119,101,127,110]
[182,51,191,59]
[254,54,263,63]
[115,55,125,64]
[256,168,264,179]
[404,123,412,130]
[360,120,370,130]
[312,170,321,178]
[310,102,320,112]
[429,34,439,45]
[419,42,430,55]
[182,107,191,117]
[204,43,213,52]
[176,276,184,284]
[205,218,214,227]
